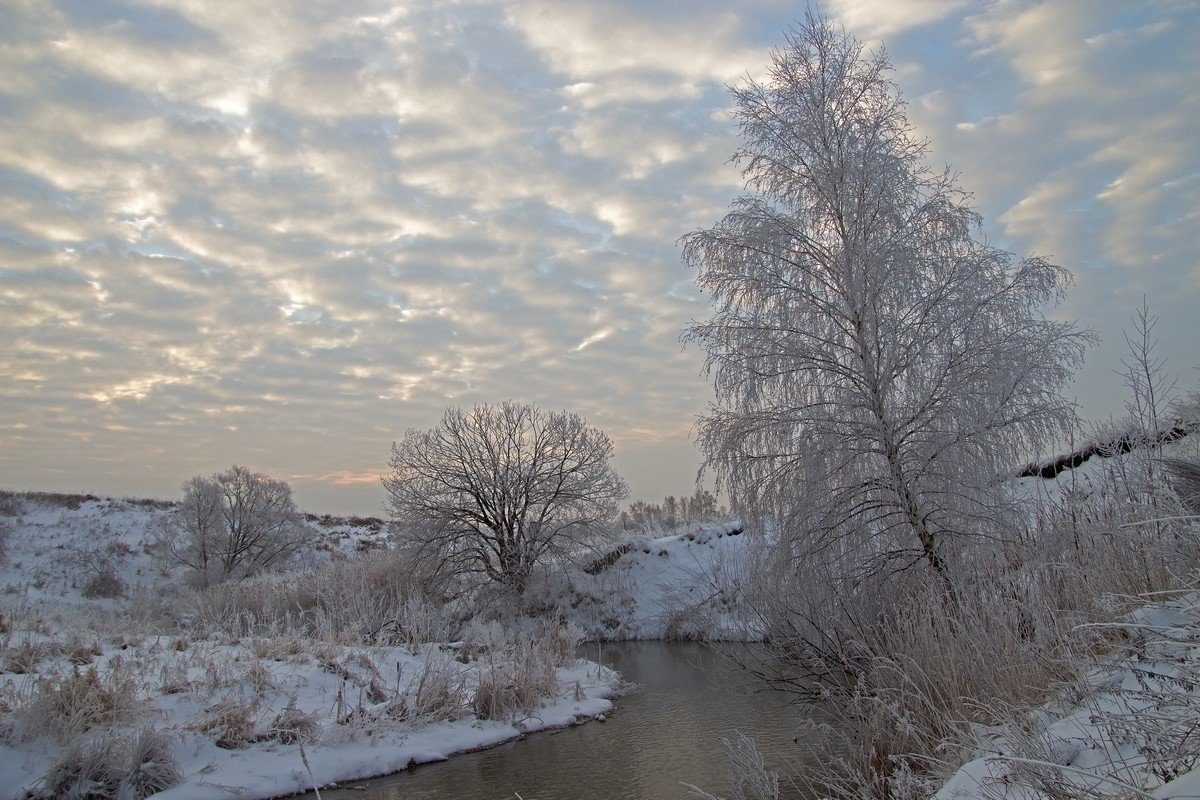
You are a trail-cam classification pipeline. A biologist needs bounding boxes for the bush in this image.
[16,662,145,743]
[33,726,182,800]
[0,519,11,566]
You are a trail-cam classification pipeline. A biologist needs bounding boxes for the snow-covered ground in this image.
[933,432,1200,799]
[0,493,391,609]
[0,630,618,800]
[936,591,1200,799]
[548,521,755,641]
[0,493,621,799]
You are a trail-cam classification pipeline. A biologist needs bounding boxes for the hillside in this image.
[0,491,620,800]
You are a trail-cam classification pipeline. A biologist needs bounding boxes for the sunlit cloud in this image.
[0,1,1195,513]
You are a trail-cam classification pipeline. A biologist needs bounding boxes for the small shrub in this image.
[269,705,320,744]
[33,726,182,800]
[191,695,259,749]
[65,543,128,600]
[18,663,145,742]
[83,571,127,599]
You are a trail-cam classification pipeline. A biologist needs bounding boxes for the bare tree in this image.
[682,14,1093,592]
[383,401,628,594]
[157,465,313,584]
[1121,298,1177,442]
[620,489,725,531]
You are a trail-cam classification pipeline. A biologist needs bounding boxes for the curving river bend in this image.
[305,641,809,800]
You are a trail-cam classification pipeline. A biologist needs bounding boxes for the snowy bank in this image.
[549,521,757,641]
[0,493,622,799]
[936,590,1200,799]
[0,620,621,800]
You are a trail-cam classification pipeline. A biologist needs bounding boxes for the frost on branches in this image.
[384,401,628,595]
[683,16,1092,591]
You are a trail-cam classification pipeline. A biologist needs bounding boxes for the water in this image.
[308,641,807,800]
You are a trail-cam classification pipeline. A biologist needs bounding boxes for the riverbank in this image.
[304,642,805,800]
[935,589,1200,799]
[0,493,625,799]
[0,622,621,800]
[156,656,619,800]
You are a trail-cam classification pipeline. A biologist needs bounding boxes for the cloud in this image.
[1,1,1196,512]
[825,0,969,38]
[878,0,1200,422]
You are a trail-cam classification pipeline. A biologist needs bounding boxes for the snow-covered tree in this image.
[683,15,1092,590]
[384,401,627,594]
[157,465,313,584]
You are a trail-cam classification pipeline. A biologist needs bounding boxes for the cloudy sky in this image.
[1,0,1197,515]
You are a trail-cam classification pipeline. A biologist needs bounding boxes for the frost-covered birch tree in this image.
[384,401,627,594]
[683,15,1092,590]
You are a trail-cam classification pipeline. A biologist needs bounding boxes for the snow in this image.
[934,591,1200,799]
[0,493,621,799]
[548,521,757,641]
[0,633,618,800]
[151,656,617,800]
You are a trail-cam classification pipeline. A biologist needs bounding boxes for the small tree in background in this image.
[683,14,1092,591]
[157,465,313,585]
[384,401,627,594]
[620,489,724,530]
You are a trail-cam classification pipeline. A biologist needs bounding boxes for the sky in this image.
[1,0,1197,516]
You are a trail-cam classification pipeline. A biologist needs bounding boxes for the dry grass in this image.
[184,548,452,649]
[720,448,1200,800]
[269,704,320,744]
[687,732,781,800]
[32,726,182,800]
[472,630,564,721]
[14,661,146,743]
[190,694,260,749]
[387,653,468,726]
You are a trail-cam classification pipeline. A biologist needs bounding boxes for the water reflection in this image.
[306,641,806,800]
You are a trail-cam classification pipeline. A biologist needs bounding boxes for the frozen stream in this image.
[305,641,808,800]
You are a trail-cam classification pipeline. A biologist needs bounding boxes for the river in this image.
[305,641,807,799]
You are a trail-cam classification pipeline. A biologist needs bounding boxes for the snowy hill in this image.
[0,491,619,800]
[0,491,390,610]
[550,521,754,641]
[0,489,757,643]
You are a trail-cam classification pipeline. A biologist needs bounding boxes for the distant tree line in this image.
[618,489,726,531]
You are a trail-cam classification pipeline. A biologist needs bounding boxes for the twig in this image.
[298,740,321,800]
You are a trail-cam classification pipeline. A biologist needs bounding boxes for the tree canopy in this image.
[384,401,627,594]
[683,15,1092,588]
